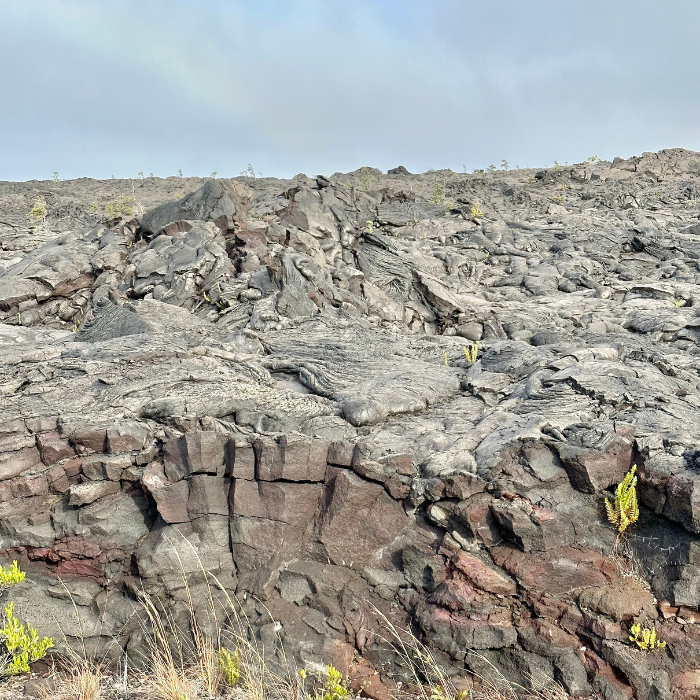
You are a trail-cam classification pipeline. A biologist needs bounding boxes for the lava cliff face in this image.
[2,150,700,698]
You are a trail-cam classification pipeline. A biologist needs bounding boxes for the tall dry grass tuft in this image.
[134,536,298,700]
[37,659,102,700]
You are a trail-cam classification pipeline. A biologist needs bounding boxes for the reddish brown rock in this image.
[11,475,49,498]
[164,431,227,481]
[232,479,321,526]
[46,466,70,494]
[67,426,108,452]
[81,455,131,481]
[105,422,149,453]
[577,580,657,622]
[187,475,230,518]
[255,435,328,482]
[453,493,502,547]
[317,468,411,567]
[452,550,517,595]
[68,480,120,506]
[327,440,355,467]
[228,438,255,480]
[554,432,633,494]
[36,431,75,465]
[151,480,189,523]
[0,445,42,480]
[492,545,617,594]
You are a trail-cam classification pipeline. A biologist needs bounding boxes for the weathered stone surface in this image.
[0,445,41,480]
[254,435,329,482]
[68,480,120,506]
[2,153,700,690]
[452,550,517,595]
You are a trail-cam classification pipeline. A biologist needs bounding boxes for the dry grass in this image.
[31,659,103,700]
[1,538,573,700]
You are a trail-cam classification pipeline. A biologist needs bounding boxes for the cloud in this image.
[0,0,698,180]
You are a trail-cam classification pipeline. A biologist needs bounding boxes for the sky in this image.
[1,0,699,181]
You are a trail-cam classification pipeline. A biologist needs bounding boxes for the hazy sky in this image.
[1,1,699,181]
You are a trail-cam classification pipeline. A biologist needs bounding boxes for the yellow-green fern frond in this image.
[629,623,666,651]
[605,465,639,535]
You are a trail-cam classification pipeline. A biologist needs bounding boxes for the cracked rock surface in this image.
[2,150,700,698]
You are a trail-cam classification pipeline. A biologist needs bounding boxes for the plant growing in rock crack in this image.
[299,665,352,700]
[28,196,48,228]
[605,465,639,540]
[469,203,483,218]
[429,183,446,206]
[463,342,479,364]
[104,194,135,219]
[629,623,666,651]
[0,561,25,591]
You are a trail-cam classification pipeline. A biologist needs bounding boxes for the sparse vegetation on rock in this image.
[1,148,700,699]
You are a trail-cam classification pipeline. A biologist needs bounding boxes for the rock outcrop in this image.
[2,150,700,698]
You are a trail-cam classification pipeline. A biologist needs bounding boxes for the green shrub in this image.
[1,602,54,676]
[629,623,666,651]
[462,343,479,364]
[429,183,446,205]
[218,647,240,686]
[104,194,135,218]
[0,561,25,589]
[315,666,352,700]
[28,197,48,226]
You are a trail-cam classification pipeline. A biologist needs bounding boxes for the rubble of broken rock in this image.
[1,149,700,699]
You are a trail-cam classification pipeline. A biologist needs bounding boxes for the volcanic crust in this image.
[2,150,700,698]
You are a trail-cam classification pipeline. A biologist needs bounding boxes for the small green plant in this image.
[629,623,666,651]
[365,220,376,234]
[218,647,240,686]
[0,561,25,589]
[138,171,144,179]
[586,155,602,165]
[553,195,564,204]
[314,666,351,700]
[89,201,99,214]
[430,686,470,700]
[28,196,48,227]
[240,164,259,179]
[442,351,449,366]
[0,602,54,676]
[605,465,639,535]
[211,171,217,179]
[501,159,509,170]
[429,183,446,205]
[178,169,183,178]
[469,203,483,218]
[487,164,496,173]
[104,194,135,218]
[463,342,479,364]
[52,171,60,183]
[359,166,374,190]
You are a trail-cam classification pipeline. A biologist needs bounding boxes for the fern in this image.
[462,343,479,364]
[629,623,666,651]
[605,465,639,535]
